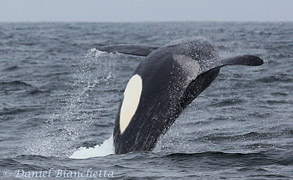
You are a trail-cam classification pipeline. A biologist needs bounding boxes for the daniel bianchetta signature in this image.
[2,168,114,178]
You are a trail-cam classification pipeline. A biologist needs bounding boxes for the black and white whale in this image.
[97,38,264,154]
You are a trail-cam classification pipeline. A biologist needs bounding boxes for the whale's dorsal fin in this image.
[96,44,159,56]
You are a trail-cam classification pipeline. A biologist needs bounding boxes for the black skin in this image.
[105,39,263,154]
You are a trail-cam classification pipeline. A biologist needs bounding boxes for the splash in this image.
[24,49,119,157]
[70,136,114,159]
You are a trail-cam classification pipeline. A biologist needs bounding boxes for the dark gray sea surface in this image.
[0,22,292,179]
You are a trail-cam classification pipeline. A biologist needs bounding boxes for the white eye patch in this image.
[119,74,143,134]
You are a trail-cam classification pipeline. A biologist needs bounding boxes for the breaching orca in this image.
[97,38,264,154]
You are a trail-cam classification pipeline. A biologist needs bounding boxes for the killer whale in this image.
[97,38,264,154]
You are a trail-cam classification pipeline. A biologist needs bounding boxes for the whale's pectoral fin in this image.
[96,44,159,56]
[219,55,264,67]
[203,55,264,73]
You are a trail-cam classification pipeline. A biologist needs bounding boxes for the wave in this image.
[3,65,19,71]
[162,150,293,166]
[0,80,32,87]
[195,130,293,142]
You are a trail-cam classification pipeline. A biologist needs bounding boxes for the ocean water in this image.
[0,22,292,179]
